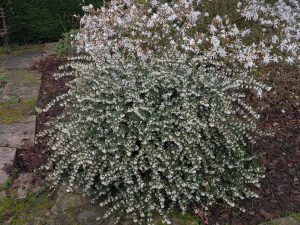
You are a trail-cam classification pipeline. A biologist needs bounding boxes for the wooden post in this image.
[0,7,9,50]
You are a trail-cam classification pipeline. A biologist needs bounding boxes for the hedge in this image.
[1,0,102,44]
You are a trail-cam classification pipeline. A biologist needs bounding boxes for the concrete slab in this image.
[0,49,44,70]
[0,70,41,102]
[0,147,16,184]
[44,42,57,56]
[10,173,40,199]
[0,115,36,148]
[260,216,300,225]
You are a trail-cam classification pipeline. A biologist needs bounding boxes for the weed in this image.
[0,72,7,93]
[0,178,13,191]
[0,99,36,124]
[282,143,290,150]
[291,213,300,222]
[0,187,54,224]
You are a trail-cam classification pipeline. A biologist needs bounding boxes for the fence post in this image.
[0,7,9,51]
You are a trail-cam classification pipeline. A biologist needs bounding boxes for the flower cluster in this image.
[76,0,299,69]
[239,0,300,66]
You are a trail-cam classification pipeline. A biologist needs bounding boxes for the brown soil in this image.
[15,57,300,225]
[15,56,69,172]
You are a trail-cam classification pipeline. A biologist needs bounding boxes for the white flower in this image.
[257,89,263,98]
[191,11,201,23]
[271,35,279,44]
[211,35,220,48]
[263,54,272,64]
[170,39,176,45]
[286,56,294,65]
[167,14,177,21]
[209,24,217,34]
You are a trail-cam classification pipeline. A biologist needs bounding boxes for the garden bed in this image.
[15,56,68,172]
[14,56,300,225]
[210,66,300,224]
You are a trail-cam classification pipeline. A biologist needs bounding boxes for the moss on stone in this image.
[0,99,36,124]
[22,73,39,85]
[268,221,279,225]
[291,213,300,222]
[0,188,54,224]
[174,213,200,225]
[0,45,45,58]
[0,178,13,192]
[0,72,7,93]
[157,213,200,225]
[10,72,40,86]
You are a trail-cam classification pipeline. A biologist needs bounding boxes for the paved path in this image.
[0,45,47,184]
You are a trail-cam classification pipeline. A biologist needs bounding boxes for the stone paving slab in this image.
[44,43,57,56]
[0,70,41,102]
[0,45,49,185]
[0,147,16,184]
[0,115,36,148]
[0,49,44,71]
[260,216,300,225]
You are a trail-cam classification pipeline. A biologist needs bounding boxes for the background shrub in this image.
[55,29,78,56]
[0,0,102,44]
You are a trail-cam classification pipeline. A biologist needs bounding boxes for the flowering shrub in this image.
[40,0,294,224]
[42,49,269,224]
[76,0,299,69]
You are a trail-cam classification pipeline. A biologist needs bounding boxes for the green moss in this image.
[0,188,54,224]
[0,178,13,191]
[18,73,39,86]
[291,213,300,222]
[157,213,200,225]
[0,99,36,124]
[0,72,7,93]
[175,213,200,225]
[0,44,45,58]
[7,72,39,86]
[65,207,81,225]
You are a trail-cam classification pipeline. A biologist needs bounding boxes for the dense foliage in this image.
[43,50,267,224]
[42,0,298,224]
[1,0,102,44]
[55,29,79,56]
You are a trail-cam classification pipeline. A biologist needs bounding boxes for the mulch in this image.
[15,56,69,172]
[210,66,300,224]
[15,57,300,225]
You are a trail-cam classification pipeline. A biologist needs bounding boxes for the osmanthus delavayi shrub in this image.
[41,49,269,224]
[39,0,284,224]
